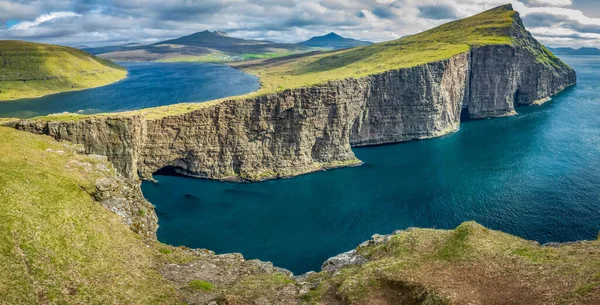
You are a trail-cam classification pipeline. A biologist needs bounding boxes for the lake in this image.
[0,62,259,118]
[141,56,600,274]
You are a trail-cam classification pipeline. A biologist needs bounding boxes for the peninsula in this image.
[7,5,576,182]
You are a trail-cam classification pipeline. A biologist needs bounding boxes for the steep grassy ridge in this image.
[0,41,126,101]
[235,4,554,94]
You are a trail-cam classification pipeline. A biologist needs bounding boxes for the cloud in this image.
[418,4,458,20]
[10,12,80,30]
[528,0,572,6]
[0,0,598,48]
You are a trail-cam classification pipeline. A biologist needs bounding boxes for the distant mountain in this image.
[86,31,318,63]
[548,47,600,55]
[297,32,372,50]
[155,30,272,48]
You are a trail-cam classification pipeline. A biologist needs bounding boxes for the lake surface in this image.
[0,62,259,118]
[142,55,600,275]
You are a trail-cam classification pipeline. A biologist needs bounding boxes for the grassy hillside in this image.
[0,124,599,304]
[0,126,178,304]
[303,222,600,304]
[0,130,598,304]
[234,4,553,94]
[0,41,127,101]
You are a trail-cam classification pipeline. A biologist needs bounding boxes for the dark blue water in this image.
[0,62,259,119]
[149,56,595,274]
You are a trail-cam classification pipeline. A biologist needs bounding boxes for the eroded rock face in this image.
[8,25,575,182]
[467,17,576,118]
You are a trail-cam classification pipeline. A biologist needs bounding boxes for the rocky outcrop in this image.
[5,12,575,182]
[466,14,576,118]
[59,144,159,238]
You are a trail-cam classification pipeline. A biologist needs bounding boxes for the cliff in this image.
[6,39,574,181]
[4,5,576,182]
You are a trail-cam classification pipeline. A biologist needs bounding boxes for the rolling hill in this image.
[297,32,372,50]
[0,41,126,101]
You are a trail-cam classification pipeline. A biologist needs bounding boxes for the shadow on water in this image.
[137,56,600,274]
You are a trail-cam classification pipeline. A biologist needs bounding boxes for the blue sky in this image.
[0,0,599,48]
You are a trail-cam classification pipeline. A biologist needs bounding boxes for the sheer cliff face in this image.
[9,18,576,182]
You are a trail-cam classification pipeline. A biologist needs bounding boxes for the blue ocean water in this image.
[142,56,600,275]
[0,62,259,118]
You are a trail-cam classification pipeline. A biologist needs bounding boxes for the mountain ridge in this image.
[297,32,373,50]
[548,46,600,55]
[86,30,317,63]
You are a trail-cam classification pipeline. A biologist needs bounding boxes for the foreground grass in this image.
[0,127,178,304]
[0,40,127,101]
[1,126,599,304]
[303,222,600,304]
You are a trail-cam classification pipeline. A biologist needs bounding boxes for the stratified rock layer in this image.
[7,12,576,181]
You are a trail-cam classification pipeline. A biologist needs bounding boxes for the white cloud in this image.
[528,0,572,7]
[0,0,598,48]
[10,11,80,30]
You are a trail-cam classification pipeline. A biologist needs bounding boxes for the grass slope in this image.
[303,222,600,304]
[0,127,178,304]
[0,41,127,101]
[0,126,599,304]
[31,5,560,121]
[234,4,521,94]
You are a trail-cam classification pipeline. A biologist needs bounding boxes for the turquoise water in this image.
[0,62,259,118]
[142,56,600,274]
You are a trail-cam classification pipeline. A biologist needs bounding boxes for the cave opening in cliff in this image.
[154,165,189,178]
[460,106,473,122]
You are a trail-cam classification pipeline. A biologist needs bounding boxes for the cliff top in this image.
[0,40,126,101]
[27,4,558,120]
[232,4,524,94]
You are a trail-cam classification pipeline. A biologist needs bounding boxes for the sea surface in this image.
[142,56,600,274]
[0,62,259,118]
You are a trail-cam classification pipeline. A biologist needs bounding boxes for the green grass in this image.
[189,280,213,291]
[305,222,600,304]
[0,127,178,304]
[235,5,518,95]
[0,40,127,101]
[30,4,564,121]
[158,248,173,255]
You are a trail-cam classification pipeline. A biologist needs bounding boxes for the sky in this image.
[0,0,600,48]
